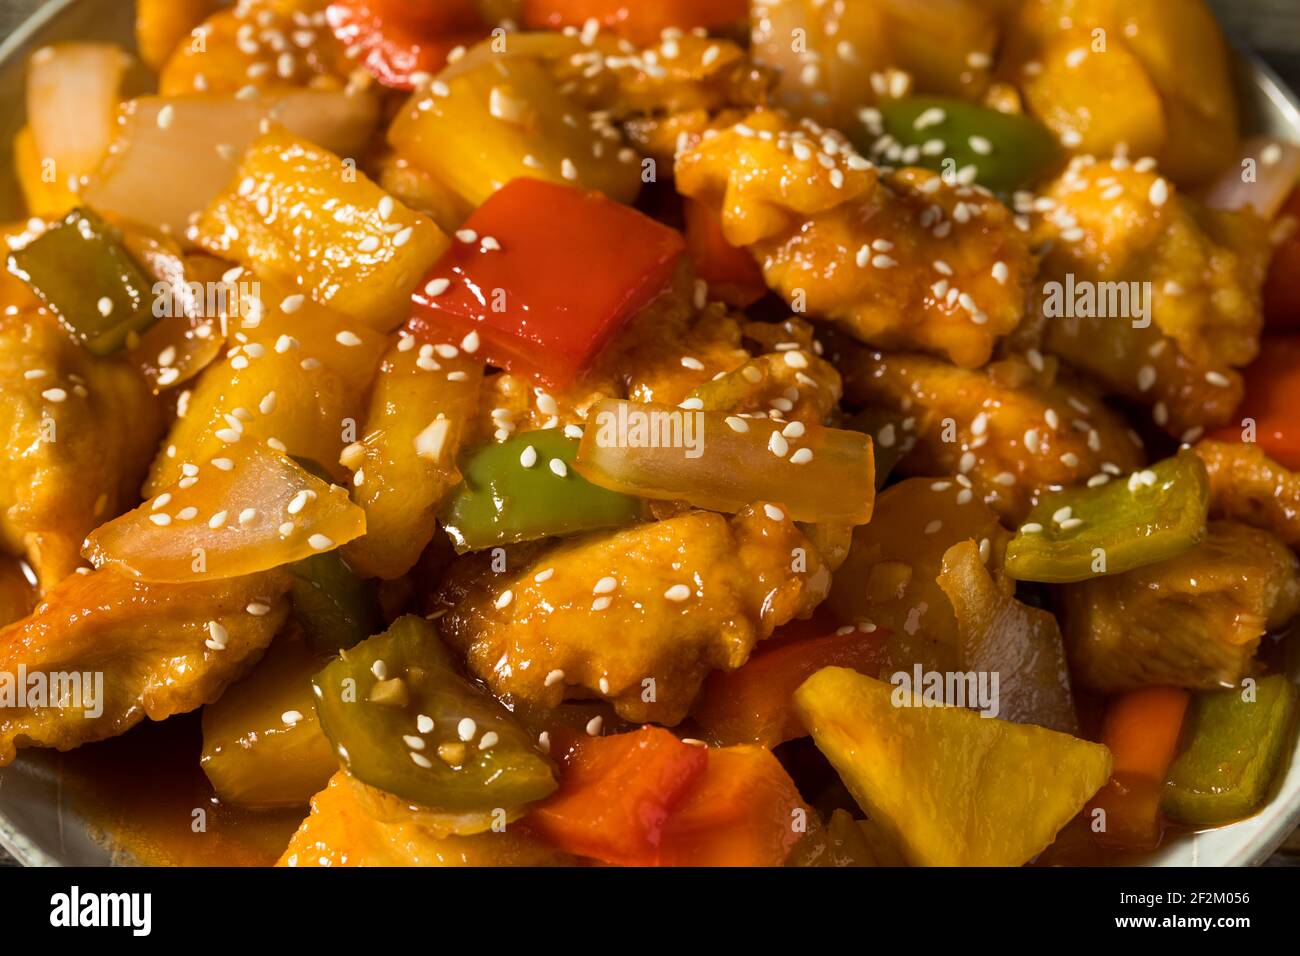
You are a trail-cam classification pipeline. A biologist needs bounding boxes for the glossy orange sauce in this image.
[52,714,302,866]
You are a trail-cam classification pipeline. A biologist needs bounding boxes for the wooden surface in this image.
[0,0,1298,868]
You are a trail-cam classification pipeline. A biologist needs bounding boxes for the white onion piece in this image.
[1203,136,1300,219]
[27,43,132,191]
[82,89,379,236]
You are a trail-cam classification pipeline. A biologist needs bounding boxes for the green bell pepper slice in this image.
[1163,675,1297,826]
[289,552,383,655]
[873,97,1061,195]
[440,428,641,552]
[6,207,158,355]
[312,615,557,827]
[1005,449,1209,584]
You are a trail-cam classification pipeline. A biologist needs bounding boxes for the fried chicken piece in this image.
[1033,155,1269,436]
[0,311,163,590]
[675,109,1036,368]
[836,345,1144,522]
[277,772,571,867]
[1193,440,1300,548]
[0,566,290,765]
[434,506,831,726]
[1061,521,1300,694]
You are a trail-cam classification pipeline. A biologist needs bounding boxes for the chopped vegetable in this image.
[793,667,1113,866]
[200,632,338,808]
[388,54,640,207]
[843,407,908,489]
[1164,675,1297,826]
[83,90,380,237]
[85,448,367,583]
[326,0,485,89]
[7,207,157,356]
[313,615,557,832]
[657,745,808,867]
[1204,137,1300,220]
[1207,336,1300,470]
[1004,450,1209,584]
[875,97,1061,195]
[1088,687,1190,849]
[27,43,132,190]
[575,398,875,524]
[682,197,766,308]
[441,428,641,552]
[408,178,683,387]
[196,128,447,332]
[527,726,707,866]
[345,335,483,578]
[691,627,889,747]
[519,0,747,46]
[937,540,1078,735]
[289,552,383,656]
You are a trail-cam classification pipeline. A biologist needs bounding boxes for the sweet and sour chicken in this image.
[0,0,1297,869]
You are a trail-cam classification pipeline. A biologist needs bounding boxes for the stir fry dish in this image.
[2,0,1300,869]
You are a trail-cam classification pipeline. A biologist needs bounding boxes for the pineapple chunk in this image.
[343,336,483,580]
[388,55,641,207]
[144,279,385,495]
[196,129,449,331]
[794,667,1112,866]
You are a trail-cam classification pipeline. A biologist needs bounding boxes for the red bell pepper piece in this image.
[527,726,707,866]
[409,177,685,387]
[520,0,748,46]
[1087,686,1190,850]
[682,197,766,308]
[1207,335,1300,470]
[691,627,889,748]
[1264,188,1300,331]
[326,0,486,89]
[658,745,808,867]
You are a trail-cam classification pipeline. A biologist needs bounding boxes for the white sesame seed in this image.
[549,458,568,477]
[664,584,691,602]
[763,503,785,521]
[308,533,333,550]
[495,589,513,610]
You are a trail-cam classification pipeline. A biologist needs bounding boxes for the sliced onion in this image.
[574,398,876,525]
[84,447,366,583]
[82,88,379,236]
[1203,136,1300,219]
[27,43,132,190]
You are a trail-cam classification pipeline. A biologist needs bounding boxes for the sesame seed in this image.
[457,718,477,742]
[544,669,565,687]
[790,448,814,464]
[519,445,537,468]
[585,716,603,736]
[495,589,513,610]
[549,458,568,477]
[725,416,749,433]
[763,503,785,521]
[664,584,691,602]
[308,533,333,550]
[424,277,450,297]
[768,432,789,457]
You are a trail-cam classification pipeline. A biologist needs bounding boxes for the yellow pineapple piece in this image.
[196,128,448,331]
[793,667,1112,866]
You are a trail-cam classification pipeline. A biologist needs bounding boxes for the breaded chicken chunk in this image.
[434,506,831,725]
